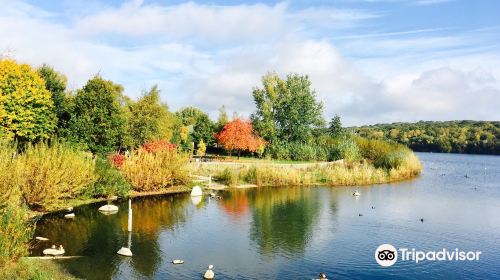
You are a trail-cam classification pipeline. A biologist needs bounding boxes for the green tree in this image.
[192,113,215,146]
[68,76,127,153]
[251,73,324,144]
[328,114,343,137]
[216,105,229,131]
[37,64,71,136]
[0,59,56,142]
[128,86,175,147]
[176,106,206,126]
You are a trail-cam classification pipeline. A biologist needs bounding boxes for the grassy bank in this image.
[191,151,422,187]
[1,258,76,280]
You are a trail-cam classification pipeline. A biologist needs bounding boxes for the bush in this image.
[85,157,130,198]
[327,136,361,162]
[355,137,411,169]
[0,204,32,267]
[16,142,96,210]
[121,148,189,191]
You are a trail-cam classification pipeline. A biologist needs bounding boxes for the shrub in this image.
[142,139,176,153]
[16,142,96,210]
[121,148,189,191]
[109,152,126,168]
[0,204,32,267]
[85,157,130,198]
[355,137,410,169]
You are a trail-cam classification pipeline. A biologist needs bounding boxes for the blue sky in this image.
[1,0,499,125]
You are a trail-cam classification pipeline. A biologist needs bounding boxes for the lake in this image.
[31,153,500,279]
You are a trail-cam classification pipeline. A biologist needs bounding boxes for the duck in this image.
[64,213,75,218]
[371,206,376,209]
[420,218,424,222]
[358,213,363,217]
[353,190,361,196]
[43,245,65,256]
[204,265,215,279]
[314,272,328,280]
[172,259,184,264]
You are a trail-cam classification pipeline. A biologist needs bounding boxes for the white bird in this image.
[172,259,184,264]
[98,204,119,214]
[43,245,65,256]
[117,247,133,257]
[353,190,361,196]
[204,265,215,279]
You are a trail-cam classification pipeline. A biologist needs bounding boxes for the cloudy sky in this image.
[1,0,499,125]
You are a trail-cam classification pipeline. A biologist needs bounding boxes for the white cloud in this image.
[0,0,498,126]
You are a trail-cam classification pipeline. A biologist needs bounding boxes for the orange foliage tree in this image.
[216,118,265,158]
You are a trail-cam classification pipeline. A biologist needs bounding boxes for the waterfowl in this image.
[420,218,424,222]
[172,259,184,264]
[353,190,361,196]
[191,186,203,197]
[98,204,119,214]
[359,213,363,217]
[371,206,375,209]
[315,272,328,280]
[210,192,216,198]
[117,247,133,257]
[204,265,215,279]
[43,245,65,256]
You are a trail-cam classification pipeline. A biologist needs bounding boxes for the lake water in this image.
[31,153,500,279]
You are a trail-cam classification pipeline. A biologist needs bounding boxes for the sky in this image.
[1,0,499,125]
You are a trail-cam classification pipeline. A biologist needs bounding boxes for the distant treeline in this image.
[352,121,500,155]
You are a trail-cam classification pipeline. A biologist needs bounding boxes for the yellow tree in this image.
[0,60,56,141]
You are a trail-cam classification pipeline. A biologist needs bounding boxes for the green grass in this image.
[1,259,77,280]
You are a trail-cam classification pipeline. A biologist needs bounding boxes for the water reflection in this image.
[249,187,322,257]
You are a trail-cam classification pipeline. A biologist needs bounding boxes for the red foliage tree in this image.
[142,140,176,153]
[215,118,265,157]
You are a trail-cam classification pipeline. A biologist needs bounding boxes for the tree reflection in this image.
[220,190,250,219]
[31,194,191,279]
[249,187,321,257]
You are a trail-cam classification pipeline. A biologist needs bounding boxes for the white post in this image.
[208,175,212,188]
[127,199,132,232]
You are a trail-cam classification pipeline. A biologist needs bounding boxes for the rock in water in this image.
[191,186,203,197]
[117,247,132,257]
[172,259,184,264]
[204,265,215,279]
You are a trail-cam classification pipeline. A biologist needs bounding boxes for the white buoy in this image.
[191,186,203,197]
[172,259,184,264]
[203,265,215,279]
[98,204,119,214]
[117,199,133,257]
[64,213,75,218]
[43,245,65,256]
[36,236,49,241]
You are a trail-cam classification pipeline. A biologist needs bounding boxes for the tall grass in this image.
[16,142,96,210]
[121,148,190,191]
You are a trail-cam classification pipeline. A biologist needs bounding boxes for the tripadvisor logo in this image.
[375,244,482,267]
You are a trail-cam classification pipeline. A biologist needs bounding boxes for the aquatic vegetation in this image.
[121,148,189,191]
[16,142,96,210]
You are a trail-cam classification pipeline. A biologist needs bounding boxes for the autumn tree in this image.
[0,59,56,142]
[216,118,265,158]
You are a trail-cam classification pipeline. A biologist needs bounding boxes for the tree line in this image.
[352,121,500,155]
